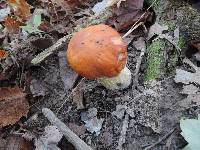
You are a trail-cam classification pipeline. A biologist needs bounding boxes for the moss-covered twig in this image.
[31,9,113,65]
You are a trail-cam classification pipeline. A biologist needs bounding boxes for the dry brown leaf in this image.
[106,0,153,31]
[186,40,200,58]
[63,0,89,9]
[4,17,24,34]
[5,135,34,150]
[0,86,29,128]
[0,74,6,81]
[58,51,78,91]
[68,123,86,136]
[190,40,200,52]
[38,21,51,32]
[8,0,31,21]
[72,81,85,109]
[0,49,8,59]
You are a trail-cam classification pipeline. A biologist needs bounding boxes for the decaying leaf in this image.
[147,23,168,40]
[84,117,104,136]
[58,51,78,91]
[72,81,85,109]
[177,92,200,109]
[4,16,24,35]
[106,0,153,31]
[190,40,200,52]
[181,84,199,95]
[68,123,86,136]
[107,0,124,7]
[51,0,88,10]
[8,0,31,21]
[112,105,127,119]
[30,79,47,97]
[0,86,29,128]
[92,0,124,13]
[81,108,104,135]
[5,135,34,150]
[0,49,8,59]
[92,0,108,14]
[180,115,200,150]
[0,132,6,150]
[100,131,113,147]
[174,58,200,85]
[0,4,11,21]
[35,125,63,150]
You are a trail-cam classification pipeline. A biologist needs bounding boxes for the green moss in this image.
[144,0,200,82]
[145,40,163,81]
[178,36,187,49]
[164,21,176,31]
[166,50,178,75]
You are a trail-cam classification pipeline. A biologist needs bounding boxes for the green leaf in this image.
[180,115,200,150]
[21,9,43,34]
[33,13,42,28]
[21,24,42,34]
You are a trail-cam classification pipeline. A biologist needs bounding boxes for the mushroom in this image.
[67,24,131,90]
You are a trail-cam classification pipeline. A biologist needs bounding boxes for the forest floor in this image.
[1,0,200,149]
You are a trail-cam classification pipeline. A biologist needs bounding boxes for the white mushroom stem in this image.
[97,66,132,90]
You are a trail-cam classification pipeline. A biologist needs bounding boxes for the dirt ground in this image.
[1,0,200,150]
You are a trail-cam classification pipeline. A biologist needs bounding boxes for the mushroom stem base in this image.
[97,66,132,90]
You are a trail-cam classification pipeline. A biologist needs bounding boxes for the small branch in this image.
[183,58,199,72]
[117,114,129,150]
[143,128,175,150]
[133,38,146,85]
[134,49,145,85]
[31,9,113,65]
[42,108,94,150]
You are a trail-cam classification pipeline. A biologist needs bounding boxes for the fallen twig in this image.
[117,114,129,150]
[134,38,146,85]
[42,108,94,150]
[143,128,175,150]
[31,9,113,65]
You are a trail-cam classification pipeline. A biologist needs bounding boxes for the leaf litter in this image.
[81,108,104,136]
[4,135,34,150]
[58,51,78,91]
[8,0,31,21]
[0,86,29,127]
[34,125,63,150]
[106,0,153,31]
[174,58,200,85]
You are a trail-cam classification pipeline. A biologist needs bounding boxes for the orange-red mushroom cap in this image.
[67,24,127,79]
